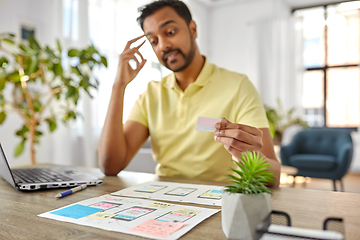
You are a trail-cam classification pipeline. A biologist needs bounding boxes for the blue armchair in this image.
[280,129,353,191]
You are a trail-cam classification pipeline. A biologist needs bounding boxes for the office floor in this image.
[280,172,360,193]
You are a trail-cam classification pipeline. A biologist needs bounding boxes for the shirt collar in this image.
[162,57,215,89]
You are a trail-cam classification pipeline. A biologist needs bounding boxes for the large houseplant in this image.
[0,33,107,164]
[265,98,308,145]
[222,151,275,240]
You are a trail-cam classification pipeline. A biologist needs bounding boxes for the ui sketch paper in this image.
[38,194,219,240]
[110,181,224,206]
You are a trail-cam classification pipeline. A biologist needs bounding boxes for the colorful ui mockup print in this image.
[38,194,219,240]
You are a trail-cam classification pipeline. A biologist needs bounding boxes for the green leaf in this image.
[33,99,42,112]
[19,43,37,55]
[2,38,15,45]
[268,122,276,138]
[71,66,81,76]
[66,85,76,98]
[54,63,63,76]
[45,119,57,132]
[0,57,9,68]
[0,111,6,124]
[28,56,39,75]
[61,76,71,84]
[7,72,21,83]
[49,120,57,132]
[63,113,69,121]
[45,46,56,58]
[72,89,80,105]
[27,34,41,50]
[14,141,25,157]
[56,39,62,53]
[101,56,108,67]
[227,174,243,183]
[68,49,80,57]
[15,125,29,137]
[0,78,5,91]
[35,130,43,136]
[69,111,76,119]
[233,160,246,173]
[63,111,77,121]
[86,45,97,55]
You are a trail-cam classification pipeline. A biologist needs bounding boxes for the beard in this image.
[161,33,196,72]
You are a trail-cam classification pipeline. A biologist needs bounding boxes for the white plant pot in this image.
[221,191,271,240]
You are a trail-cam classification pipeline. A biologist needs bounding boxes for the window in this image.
[294,1,360,128]
[63,0,78,41]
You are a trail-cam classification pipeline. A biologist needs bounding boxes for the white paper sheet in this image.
[110,181,224,206]
[38,194,219,240]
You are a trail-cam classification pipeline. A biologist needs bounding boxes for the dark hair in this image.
[137,0,192,30]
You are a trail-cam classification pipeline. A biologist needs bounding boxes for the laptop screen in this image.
[0,144,17,188]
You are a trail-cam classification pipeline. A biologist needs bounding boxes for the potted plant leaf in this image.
[222,151,275,240]
[0,33,107,164]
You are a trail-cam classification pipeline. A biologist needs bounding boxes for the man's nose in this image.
[158,37,171,52]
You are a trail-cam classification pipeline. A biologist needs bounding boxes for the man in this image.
[98,0,280,186]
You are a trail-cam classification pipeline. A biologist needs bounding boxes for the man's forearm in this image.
[258,148,281,188]
[264,156,281,188]
[98,82,128,175]
[99,35,148,175]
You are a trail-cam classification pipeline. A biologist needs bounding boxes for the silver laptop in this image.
[0,143,102,190]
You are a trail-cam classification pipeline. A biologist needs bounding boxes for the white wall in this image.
[185,0,212,57]
[0,0,62,43]
[207,0,291,80]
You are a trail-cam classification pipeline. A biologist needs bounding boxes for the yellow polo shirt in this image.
[127,58,269,181]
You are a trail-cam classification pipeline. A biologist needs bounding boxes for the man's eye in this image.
[168,30,175,35]
[151,40,158,45]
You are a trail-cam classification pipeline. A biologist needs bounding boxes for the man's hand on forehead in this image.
[124,35,147,70]
[124,35,146,50]
[114,34,147,86]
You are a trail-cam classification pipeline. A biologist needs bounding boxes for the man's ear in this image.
[189,20,197,40]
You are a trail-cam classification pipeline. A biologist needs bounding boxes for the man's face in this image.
[143,6,196,72]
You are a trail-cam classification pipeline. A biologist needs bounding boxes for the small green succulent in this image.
[224,151,275,195]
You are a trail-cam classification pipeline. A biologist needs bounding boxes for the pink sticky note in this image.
[195,116,221,132]
[197,116,220,126]
[128,219,184,238]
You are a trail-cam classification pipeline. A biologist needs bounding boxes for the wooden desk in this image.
[1,169,360,240]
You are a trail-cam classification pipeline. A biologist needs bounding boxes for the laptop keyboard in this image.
[12,168,72,184]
